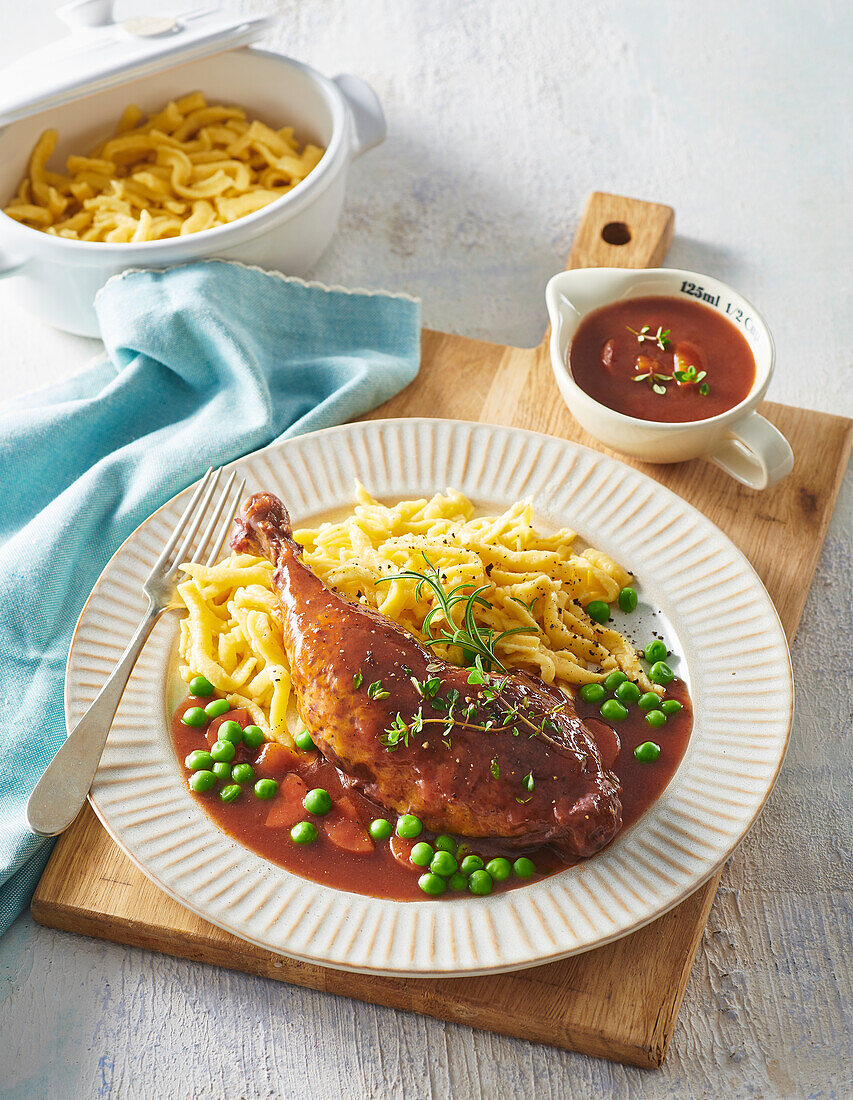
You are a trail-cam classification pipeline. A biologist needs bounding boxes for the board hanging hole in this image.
[601,222,631,246]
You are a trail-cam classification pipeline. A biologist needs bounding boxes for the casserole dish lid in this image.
[0,1,275,127]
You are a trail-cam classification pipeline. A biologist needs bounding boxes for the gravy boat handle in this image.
[709,410,794,490]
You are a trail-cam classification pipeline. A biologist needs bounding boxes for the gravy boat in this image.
[545,267,794,490]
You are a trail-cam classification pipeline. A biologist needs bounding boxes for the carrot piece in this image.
[264,773,309,829]
[326,814,375,854]
[255,741,296,779]
[335,795,360,821]
[389,833,415,867]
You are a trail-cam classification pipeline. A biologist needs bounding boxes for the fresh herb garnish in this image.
[353,671,363,689]
[380,713,411,750]
[627,324,671,351]
[467,654,487,685]
[522,771,534,792]
[375,556,535,672]
[674,364,706,385]
[490,756,500,778]
[367,680,390,701]
[633,359,711,397]
[516,796,532,805]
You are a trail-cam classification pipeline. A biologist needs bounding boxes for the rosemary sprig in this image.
[375,556,535,672]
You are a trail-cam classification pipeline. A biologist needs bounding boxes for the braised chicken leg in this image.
[232,493,622,859]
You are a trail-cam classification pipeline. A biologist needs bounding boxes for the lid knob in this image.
[57,0,116,28]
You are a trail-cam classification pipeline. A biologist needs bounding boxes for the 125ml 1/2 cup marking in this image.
[680,280,759,341]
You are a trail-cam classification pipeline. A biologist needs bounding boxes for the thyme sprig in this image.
[377,656,568,753]
[375,555,535,672]
[633,362,710,397]
[627,324,671,351]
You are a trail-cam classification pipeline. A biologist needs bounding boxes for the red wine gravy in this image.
[570,295,755,423]
[172,680,693,900]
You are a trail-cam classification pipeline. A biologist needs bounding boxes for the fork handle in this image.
[27,604,164,837]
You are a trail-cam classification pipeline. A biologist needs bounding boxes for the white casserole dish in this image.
[0,48,386,336]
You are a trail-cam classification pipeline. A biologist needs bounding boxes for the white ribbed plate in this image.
[66,419,793,976]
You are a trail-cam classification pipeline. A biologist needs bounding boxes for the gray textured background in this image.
[1,2,851,1097]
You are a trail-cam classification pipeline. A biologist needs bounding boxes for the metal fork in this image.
[26,467,246,838]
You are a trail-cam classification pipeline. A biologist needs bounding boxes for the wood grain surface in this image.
[31,195,853,1070]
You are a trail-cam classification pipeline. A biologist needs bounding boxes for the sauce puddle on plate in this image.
[570,294,756,422]
[171,683,693,901]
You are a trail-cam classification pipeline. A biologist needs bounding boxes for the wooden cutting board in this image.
[32,193,852,1068]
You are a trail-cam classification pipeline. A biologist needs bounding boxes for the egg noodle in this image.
[2,92,324,242]
[176,486,658,746]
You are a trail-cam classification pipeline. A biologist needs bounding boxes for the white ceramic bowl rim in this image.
[549,267,776,432]
[0,49,349,256]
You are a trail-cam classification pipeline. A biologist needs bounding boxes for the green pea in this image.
[645,710,667,728]
[217,720,243,744]
[242,725,265,750]
[396,814,423,839]
[418,872,446,896]
[185,749,213,771]
[203,697,230,718]
[210,739,236,763]
[586,600,610,624]
[410,842,434,867]
[644,639,668,663]
[212,762,231,780]
[468,870,493,895]
[181,707,208,728]
[231,763,255,784]
[189,769,216,793]
[430,850,458,877]
[600,698,628,722]
[638,692,660,711]
[580,683,606,704]
[294,728,316,752]
[254,778,278,799]
[618,586,638,613]
[513,857,536,879]
[368,818,392,841]
[634,741,661,762]
[219,784,241,803]
[661,699,683,715]
[189,675,214,697]
[460,854,484,876]
[648,661,675,686]
[290,820,318,844]
[603,670,627,692]
[486,857,511,881]
[434,835,456,853]
[303,788,332,816]
[615,680,641,704]
[449,871,468,891]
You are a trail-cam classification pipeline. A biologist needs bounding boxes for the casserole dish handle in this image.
[333,74,387,158]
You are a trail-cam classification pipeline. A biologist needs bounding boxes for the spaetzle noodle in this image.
[176,487,659,745]
[3,92,325,241]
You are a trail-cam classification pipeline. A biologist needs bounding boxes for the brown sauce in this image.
[569,295,755,423]
[171,680,693,900]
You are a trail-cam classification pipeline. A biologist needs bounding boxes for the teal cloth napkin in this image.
[0,260,420,934]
